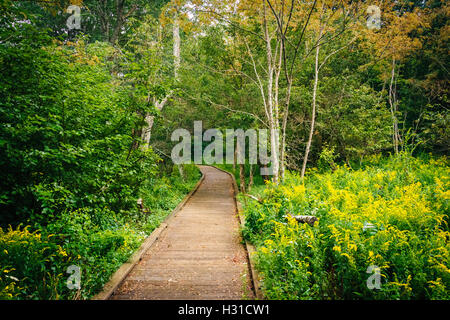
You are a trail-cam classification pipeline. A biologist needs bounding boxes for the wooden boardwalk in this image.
[110,166,253,300]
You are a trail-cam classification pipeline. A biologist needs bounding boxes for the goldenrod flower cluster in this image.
[243,154,449,299]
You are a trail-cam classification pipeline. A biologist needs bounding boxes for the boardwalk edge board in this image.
[92,171,206,300]
[211,166,264,300]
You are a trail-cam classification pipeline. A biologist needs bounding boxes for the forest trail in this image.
[110,166,254,300]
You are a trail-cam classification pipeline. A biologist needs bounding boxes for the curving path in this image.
[110,166,254,300]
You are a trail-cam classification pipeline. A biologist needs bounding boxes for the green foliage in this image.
[318,145,338,171]
[1,0,448,302]
[241,154,449,299]
[0,15,156,225]
[0,5,201,300]
[0,166,200,300]
[0,226,72,300]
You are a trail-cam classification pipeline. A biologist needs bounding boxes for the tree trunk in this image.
[110,0,125,44]
[389,57,400,155]
[233,144,237,171]
[263,2,280,183]
[172,8,184,178]
[235,140,245,193]
[140,7,180,156]
[239,163,246,194]
[140,98,167,150]
[178,164,185,179]
[248,164,254,192]
[173,8,181,79]
[141,112,155,150]
[301,28,322,178]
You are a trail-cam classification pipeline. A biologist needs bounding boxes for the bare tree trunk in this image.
[111,0,125,44]
[141,112,154,150]
[248,164,254,192]
[280,96,289,180]
[265,0,319,182]
[233,145,237,172]
[178,164,185,179]
[301,28,322,178]
[172,8,184,179]
[173,8,181,79]
[263,2,280,183]
[389,57,400,155]
[244,2,283,183]
[280,65,292,181]
[235,140,245,193]
[141,98,167,150]
[274,38,285,182]
[239,163,246,194]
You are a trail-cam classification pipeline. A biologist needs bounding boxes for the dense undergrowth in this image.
[0,164,200,300]
[239,154,449,300]
[0,10,201,299]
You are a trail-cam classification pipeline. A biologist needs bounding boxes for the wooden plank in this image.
[212,166,264,300]
[91,171,205,300]
[109,166,254,300]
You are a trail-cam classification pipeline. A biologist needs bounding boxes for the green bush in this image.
[0,164,201,300]
[242,154,449,299]
[0,226,73,299]
[0,13,204,300]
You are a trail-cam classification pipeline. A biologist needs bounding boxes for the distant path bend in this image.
[111,165,253,300]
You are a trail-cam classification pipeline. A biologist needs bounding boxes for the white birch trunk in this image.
[173,8,181,79]
[263,2,280,183]
[301,28,322,178]
[389,57,400,155]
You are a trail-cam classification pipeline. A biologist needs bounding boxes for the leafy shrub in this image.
[242,154,449,299]
[0,163,200,300]
[0,226,72,299]
[0,14,203,300]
